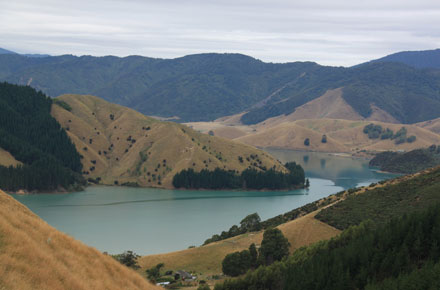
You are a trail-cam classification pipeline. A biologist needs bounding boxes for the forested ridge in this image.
[1,52,440,123]
[0,82,84,191]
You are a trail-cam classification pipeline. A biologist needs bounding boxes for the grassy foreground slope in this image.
[139,210,340,276]
[0,190,159,290]
[51,94,285,188]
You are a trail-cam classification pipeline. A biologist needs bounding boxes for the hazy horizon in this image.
[1,0,440,66]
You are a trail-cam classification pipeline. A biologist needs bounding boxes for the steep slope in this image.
[241,62,440,125]
[0,82,84,192]
[51,94,285,188]
[371,48,440,69]
[0,190,159,290]
[2,53,440,123]
[257,88,398,127]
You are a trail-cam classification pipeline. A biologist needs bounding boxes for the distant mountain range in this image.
[0,48,439,123]
[371,48,440,69]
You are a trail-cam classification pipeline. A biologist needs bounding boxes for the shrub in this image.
[304,138,310,146]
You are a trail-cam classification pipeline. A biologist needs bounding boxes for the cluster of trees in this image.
[222,228,290,277]
[0,83,84,191]
[215,204,440,290]
[204,196,317,246]
[204,213,262,245]
[369,146,440,174]
[363,124,416,144]
[172,162,305,190]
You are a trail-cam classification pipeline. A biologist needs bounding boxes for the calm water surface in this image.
[12,150,397,255]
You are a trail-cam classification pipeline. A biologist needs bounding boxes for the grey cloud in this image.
[1,0,439,66]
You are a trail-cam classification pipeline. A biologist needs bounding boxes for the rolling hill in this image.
[51,94,286,188]
[188,118,440,154]
[1,50,440,123]
[0,189,159,290]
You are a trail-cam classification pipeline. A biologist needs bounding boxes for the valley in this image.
[2,47,440,289]
[187,88,440,155]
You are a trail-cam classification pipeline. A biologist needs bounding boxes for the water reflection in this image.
[265,149,398,189]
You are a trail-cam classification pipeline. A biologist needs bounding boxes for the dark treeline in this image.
[215,204,440,290]
[363,123,416,144]
[0,82,84,191]
[172,162,305,190]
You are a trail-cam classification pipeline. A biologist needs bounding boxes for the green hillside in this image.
[0,82,84,191]
[241,62,440,124]
[1,53,440,123]
[214,167,440,290]
[315,167,440,230]
[369,146,440,174]
[216,204,440,290]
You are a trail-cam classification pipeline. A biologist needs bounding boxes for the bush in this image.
[407,135,416,143]
[146,263,164,283]
[113,251,140,269]
[304,138,310,146]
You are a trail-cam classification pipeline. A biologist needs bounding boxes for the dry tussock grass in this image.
[52,94,283,188]
[0,190,159,290]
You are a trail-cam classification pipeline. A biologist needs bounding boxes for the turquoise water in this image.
[11,150,397,255]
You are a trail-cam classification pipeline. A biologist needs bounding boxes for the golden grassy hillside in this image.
[0,148,21,167]
[0,190,159,290]
[139,210,340,276]
[239,119,440,152]
[51,95,285,188]
[190,118,440,153]
[187,88,440,153]
[417,117,440,134]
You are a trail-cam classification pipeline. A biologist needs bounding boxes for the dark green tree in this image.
[146,263,164,283]
[222,250,252,277]
[113,250,140,269]
[304,138,310,146]
[259,228,290,265]
[249,243,258,268]
[240,213,262,232]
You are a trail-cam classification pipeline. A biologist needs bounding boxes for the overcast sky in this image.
[1,0,439,66]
